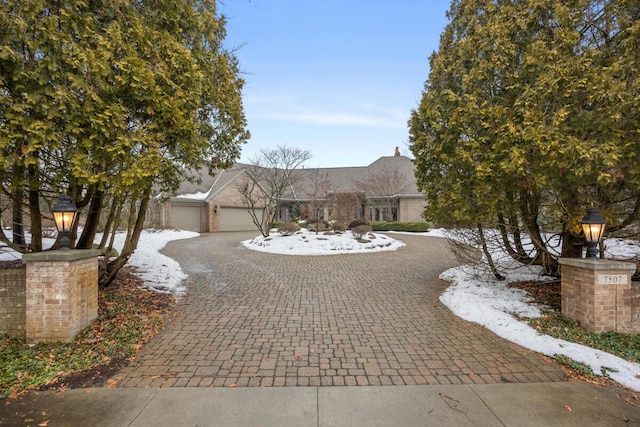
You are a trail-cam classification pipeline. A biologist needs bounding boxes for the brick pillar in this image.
[22,250,101,344]
[559,258,637,333]
[0,267,26,338]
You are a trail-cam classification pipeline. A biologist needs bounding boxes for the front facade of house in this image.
[151,154,426,233]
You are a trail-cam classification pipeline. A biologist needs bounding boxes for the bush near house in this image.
[351,225,373,239]
[306,219,330,232]
[371,222,429,232]
[347,218,370,229]
[277,222,300,236]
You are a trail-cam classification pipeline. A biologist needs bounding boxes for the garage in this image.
[170,202,203,232]
[219,207,261,232]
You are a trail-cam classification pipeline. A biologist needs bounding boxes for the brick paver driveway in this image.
[113,232,565,387]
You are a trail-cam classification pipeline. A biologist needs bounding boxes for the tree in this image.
[330,192,362,227]
[238,145,311,237]
[305,170,331,233]
[357,164,410,222]
[0,0,249,286]
[409,0,640,276]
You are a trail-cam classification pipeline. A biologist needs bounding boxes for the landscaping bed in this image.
[0,266,175,397]
[510,279,640,392]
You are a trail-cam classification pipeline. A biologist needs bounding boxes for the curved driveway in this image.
[114,232,565,387]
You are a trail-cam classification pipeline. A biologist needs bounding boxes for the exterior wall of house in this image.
[398,198,426,222]
[209,175,262,232]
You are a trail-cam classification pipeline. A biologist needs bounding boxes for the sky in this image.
[218,1,452,168]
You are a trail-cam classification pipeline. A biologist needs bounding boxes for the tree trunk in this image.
[11,188,25,246]
[77,188,104,249]
[27,163,42,252]
[99,187,151,287]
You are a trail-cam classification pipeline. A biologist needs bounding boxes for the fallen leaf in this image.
[565,405,572,413]
[149,375,160,380]
[38,421,49,426]
[228,384,237,387]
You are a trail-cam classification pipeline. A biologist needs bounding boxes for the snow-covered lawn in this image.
[241,228,405,255]
[0,229,198,294]
[2,226,640,390]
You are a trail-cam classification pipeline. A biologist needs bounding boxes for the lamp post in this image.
[579,207,606,259]
[51,194,78,250]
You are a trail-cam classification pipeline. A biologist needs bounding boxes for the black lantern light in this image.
[51,194,78,250]
[579,207,606,259]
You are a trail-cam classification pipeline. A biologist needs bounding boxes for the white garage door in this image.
[171,204,202,232]
[219,207,261,232]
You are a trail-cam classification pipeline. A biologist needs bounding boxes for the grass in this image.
[0,267,174,397]
[529,311,640,364]
[511,280,640,386]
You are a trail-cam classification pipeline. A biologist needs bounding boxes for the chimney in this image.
[394,147,400,157]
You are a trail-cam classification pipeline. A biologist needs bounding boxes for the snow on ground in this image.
[440,264,640,391]
[3,224,640,390]
[103,229,199,294]
[242,228,405,255]
[1,228,198,294]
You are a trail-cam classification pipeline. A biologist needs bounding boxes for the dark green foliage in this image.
[371,222,429,232]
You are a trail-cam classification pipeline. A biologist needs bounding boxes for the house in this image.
[151,153,426,232]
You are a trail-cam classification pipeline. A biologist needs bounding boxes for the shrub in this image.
[277,221,301,236]
[351,224,372,239]
[347,218,370,229]
[370,222,430,232]
[332,222,346,232]
[307,219,330,232]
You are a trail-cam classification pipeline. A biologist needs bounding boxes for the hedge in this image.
[370,222,429,232]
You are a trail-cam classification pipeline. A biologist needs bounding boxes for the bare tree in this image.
[238,145,312,237]
[358,164,409,222]
[330,192,361,227]
[305,170,331,233]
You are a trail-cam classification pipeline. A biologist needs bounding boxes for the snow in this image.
[3,225,640,390]
[0,228,198,294]
[103,229,199,294]
[241,228,405,255]
[174,191,209,200]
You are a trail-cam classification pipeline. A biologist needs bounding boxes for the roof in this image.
[170,156,421,202]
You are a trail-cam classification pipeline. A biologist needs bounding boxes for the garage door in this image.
[219,207,261,232]
[171,204,202,232]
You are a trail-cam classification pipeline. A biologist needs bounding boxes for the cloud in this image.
[253,110,405,129]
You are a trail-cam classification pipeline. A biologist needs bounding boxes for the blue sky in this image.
[219,1,452,168]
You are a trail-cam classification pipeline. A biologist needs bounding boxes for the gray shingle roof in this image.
[172,156,420,202]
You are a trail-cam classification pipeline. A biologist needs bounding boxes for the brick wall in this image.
[23,250,100,344]
[398,198,426,223]
[632,281,640,330]
[560,258,637,333]
[0,267,26,338]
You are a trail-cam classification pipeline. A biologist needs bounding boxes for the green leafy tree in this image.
[0,0,248,285]
[409,0,640,276]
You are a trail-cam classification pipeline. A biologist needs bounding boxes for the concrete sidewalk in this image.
[2,383,639,426]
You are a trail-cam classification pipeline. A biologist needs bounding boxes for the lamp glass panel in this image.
[53,211,76,232]
[582,223,604,243]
